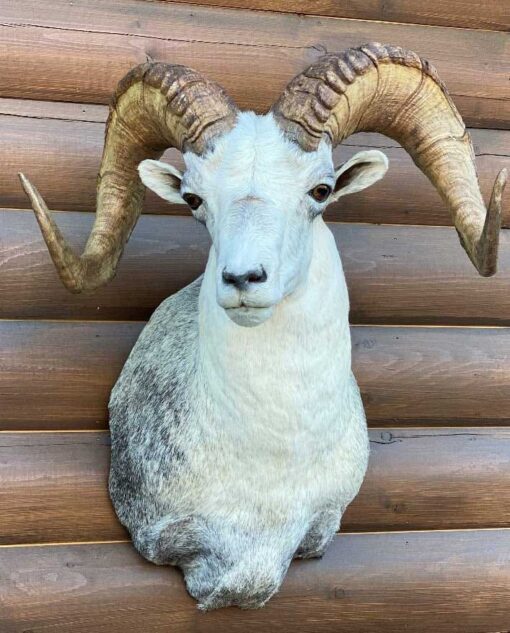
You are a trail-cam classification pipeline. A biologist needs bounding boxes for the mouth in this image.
[224,305,275,327]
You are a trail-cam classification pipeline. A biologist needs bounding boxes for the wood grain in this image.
[1,428,509,545]
[0,320,143,430]
[347,427,510,531]
[2,531,510,632]
[0,1,508,128]
[3,209,510,325]
[0,98,107,122]
[340,223,510,326]
[0,432,127,544]
[3,98,508,224]
[352,326,510,426]
[163,0,510,32]
[2,322,510,430]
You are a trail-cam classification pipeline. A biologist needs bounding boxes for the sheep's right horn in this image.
[19,63,238,293]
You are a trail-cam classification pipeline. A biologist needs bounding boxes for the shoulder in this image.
[129,275,202,356]
[109,276,202,415]
[143,275,202,340]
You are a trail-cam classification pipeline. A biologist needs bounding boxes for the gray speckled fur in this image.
[110,279,201,539]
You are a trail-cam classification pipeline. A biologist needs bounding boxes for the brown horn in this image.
[271,42,507,277]
[19,63,238,292]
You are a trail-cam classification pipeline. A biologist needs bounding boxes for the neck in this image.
[198,219,351,388]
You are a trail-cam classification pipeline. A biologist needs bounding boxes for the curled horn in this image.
[272,42,507,276]
[19,63,238,292]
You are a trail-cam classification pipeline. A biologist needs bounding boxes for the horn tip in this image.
[488,169,507,217]
[18,171,31,191]
[475,184,503,277]
[479,269,496,278]
[496,167,508,190]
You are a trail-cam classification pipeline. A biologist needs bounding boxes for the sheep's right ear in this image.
[331,150,388,201]
[138,159,184,204]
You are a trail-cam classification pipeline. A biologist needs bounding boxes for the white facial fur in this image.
[139,112,388,327]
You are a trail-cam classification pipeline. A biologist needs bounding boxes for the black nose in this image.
[222,266,267,289]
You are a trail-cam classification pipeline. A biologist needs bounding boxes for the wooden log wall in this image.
[0,1,509,631]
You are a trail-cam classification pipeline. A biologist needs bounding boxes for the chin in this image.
[225,306,275,327]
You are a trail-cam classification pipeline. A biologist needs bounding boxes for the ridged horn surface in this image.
[272,43,507,276]
[19,63,238,292]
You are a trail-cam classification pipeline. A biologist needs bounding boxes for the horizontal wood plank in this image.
[1,322,510,429]
[352,326,510,426]
[2,98,509,225]
[2,531,510,632]
[0,432,127,544]
[342,223,510,326]
[351,428,510,531]
[1,428,509,545]
[0,98,108,122]
[0,320,143,430]
[3,209,510,325]
[163,0,510,32]
[0,1,508,129]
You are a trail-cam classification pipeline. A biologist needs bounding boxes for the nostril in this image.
[222,266,267,289]
[222,269,241,287]
[247,267,267,284]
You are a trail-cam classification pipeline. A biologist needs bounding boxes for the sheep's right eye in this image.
[182,193,203,210]
[309,184,332,203]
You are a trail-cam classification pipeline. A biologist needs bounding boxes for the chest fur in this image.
[195,221,353,457]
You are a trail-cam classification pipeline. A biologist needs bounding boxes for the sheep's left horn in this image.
[271,43,507,277]
[19,63,238,292]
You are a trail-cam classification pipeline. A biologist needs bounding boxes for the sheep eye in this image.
[309,184,332,203]
[182,193,203,210]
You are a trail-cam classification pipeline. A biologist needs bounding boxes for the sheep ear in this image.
[138,159,184,204]
[332,150,388,200]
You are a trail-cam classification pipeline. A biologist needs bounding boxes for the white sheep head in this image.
[139,113,387,326]
[19,43,506,322]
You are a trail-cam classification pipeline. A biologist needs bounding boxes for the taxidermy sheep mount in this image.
[19,43,507,610]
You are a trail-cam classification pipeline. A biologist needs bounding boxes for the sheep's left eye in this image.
[182,193,203,210]
[309,184,332,203]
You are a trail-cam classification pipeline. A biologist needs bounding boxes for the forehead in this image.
[183,112,333,196]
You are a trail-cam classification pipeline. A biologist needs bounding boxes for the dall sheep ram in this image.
[20,42,506,610]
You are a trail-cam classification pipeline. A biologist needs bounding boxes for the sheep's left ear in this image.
[331,150,388,201]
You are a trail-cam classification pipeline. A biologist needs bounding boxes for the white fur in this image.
[139,112,387,327]
[193,217,368,524]
[110,112,387,610]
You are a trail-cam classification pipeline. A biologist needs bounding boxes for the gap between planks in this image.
[2,527,510,550]
[3,425,505,434]
[0,318,509,330]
